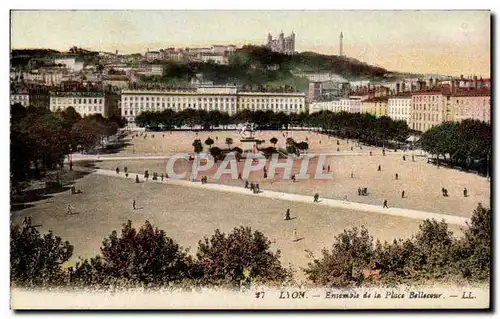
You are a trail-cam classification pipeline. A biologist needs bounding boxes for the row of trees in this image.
[11,221,291,289]
[10,104,127,183]
[418,120,492,175]
[135,109,411,147]
[306,204,491,286]
[11,204,490,290]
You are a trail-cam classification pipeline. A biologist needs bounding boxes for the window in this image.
[94,99,97,103]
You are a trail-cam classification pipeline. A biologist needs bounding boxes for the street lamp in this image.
[68,144,73,171]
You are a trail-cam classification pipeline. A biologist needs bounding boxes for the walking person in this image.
[351,171,354,178]
[132,200,136,210]
[245,181,249,189]
[285,209,291,221]
[313,193,319,202]
[395,173,399,180]
[463,187,468,197]
[293,228,297,241]
[383,200,389,209]
[378,165,381,171]
[401,190,405,198]
[66,204,73,215]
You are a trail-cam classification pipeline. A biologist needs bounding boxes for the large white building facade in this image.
[450,90,490,124]
[49,91,119,118]
[11,93,30,107]
[387,96,411,123]
[308,98,362,114]
[121,86,306,126]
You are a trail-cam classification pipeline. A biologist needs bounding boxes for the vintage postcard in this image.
[9,10,491,310]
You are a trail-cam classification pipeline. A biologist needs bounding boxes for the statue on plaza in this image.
[239,122,256,140]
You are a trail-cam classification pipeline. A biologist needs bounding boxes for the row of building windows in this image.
[412,104,440,111]
[413,96,439,102]
[53,98,103,104]
[12,95,29,100]
[411,113,440,121]
[52,105,104,112]
[124,102,236,109]
[388,108,409,115]
[124,96,237,102]
[412,123,437,131]
[123,96,303,103]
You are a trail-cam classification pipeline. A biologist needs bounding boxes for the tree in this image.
[71,117,107,151]
[70,220,195,288]
[270,137,278,147]
[11,220,74,287]
[209,146,223,162]
[225,137,234,150]
[195,226,291,287]
[192,139,203,154]
[455,204,491,280]
[205,137,214,148]
[304,226,374,287]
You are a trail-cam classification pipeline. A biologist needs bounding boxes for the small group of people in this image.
[358,187,368,196]
[441,188,449,197]
[201,176,209,184]
[244,181,260,194]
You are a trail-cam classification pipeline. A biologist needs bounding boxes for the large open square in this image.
[90,130,490,218]
[11,173,465,281]
[12,130,487,281]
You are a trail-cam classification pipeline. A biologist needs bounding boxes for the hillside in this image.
[141,46,397,91]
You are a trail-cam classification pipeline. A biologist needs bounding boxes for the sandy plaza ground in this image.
[11,173,464,281]
[90,130,490,218]
[12,130,489,281]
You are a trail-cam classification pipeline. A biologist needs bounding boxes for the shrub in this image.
[455,204,491,280]
[69,220,196,289]
[11,221,73,288]
[303,226,374,287]
[195,226,291,288]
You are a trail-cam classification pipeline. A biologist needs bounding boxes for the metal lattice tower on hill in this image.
[339,31,344,57]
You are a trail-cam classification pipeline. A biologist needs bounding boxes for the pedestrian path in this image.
[88,168,469,226]
[69,150,424,163]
